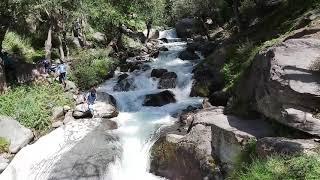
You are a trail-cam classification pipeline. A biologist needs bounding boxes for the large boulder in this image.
[92,102,119,118]
[51,106,64,121]
[72,104,92,119]
[191,107,273,172]
[143,90,176,107]
[256,137,320,158]
[151,69,168,78]
[0,116,34,154]
[65,80,78,94]
[143,29,160,39]
[179,47,200,61]
[235,36,320,136]
[175,18,205,38]
[150,127,222,180]
[158,72,178,89]
[0,118,120,179]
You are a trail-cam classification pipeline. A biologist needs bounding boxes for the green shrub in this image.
[0,137,9,153]
[232,155,320,180]
[3,31,45,63]
[0,84,73,131]
[69,49,118,89]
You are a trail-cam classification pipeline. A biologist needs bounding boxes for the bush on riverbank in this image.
[0,84,73,131]
[69,49,118,90]
[0,137,9,153]
[231,154,320,180]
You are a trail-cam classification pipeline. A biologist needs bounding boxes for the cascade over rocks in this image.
[158,72,178,89]
[113,77,136,92]
[235,33,320,136]
[0,116,34,154]
[143,90,176,107]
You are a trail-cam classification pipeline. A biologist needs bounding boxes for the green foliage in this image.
[69,49,118,89]
[232,155,320,180]
[222,40,260,91]
[0,137,9,153]
[3,31,45,63]
[0,84,73,131]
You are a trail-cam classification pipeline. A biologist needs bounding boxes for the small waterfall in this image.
[100,29,203,179]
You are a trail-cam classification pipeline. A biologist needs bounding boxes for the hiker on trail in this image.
[146,19,152,40]
[42,59,50,74]
[86,88,97,115]
[57,60,67,88]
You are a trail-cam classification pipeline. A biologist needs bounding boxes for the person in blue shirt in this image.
[86,88,97,115]
[57,60,67,88]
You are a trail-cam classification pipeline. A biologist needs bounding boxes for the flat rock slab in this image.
[0,116,34,154]
[0,156,9,173]
[0,118,120,180]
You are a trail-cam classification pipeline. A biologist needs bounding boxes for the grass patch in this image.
[0,83,73,131]
[3,31,45,63]
[0,137,9,153]
[69,49,118,90]
[231,154,320,180]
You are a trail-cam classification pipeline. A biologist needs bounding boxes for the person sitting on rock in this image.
[57,60,67,88]
[86,88,97,116]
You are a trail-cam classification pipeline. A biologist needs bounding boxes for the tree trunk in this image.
[0,25,8,52]
[58,34,65,61]
[233,0,242,32]
[0,60,7,93]
[45,26,53,60]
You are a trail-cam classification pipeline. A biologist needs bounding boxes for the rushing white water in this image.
[100,29,203,180]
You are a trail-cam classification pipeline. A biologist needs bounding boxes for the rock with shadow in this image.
[235,35,320,136]
[143,90,176,107]
[179,47,200,61]
[158,72,178,89]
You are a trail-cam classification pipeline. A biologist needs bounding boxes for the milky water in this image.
[100,29,203,180]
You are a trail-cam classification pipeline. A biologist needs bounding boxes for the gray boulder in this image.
[72,104,92,119]
[143,90,176,107]
[158,72,178,89]
[256,137,320,157]
[179,47,200,61]
[65,80,78,94]
[51,106,64,121]
[235,37,320,136]
[113,77,136,92]
[0,116,34,154]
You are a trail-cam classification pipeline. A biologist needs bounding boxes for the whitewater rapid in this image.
[101,29,203,180]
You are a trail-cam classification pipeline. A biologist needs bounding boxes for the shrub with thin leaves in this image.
[0,84,73,131]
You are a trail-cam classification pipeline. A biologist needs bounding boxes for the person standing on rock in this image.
[86,88,97,116]
[57,60,67,88]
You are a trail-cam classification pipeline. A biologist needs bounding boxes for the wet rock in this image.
[96,92,117,107]
[143,90,176,107]
[150,126,223,180]
[117,74,129,83]
[179,47,200,61]
[151,69,168,78]
[113,77,136,92]
[150,50,160,58]
[158,72,178,89]
[256,137,320,157]
[0,116,34,154]
[0,118,120,179]
[159,38,169,43]
[235,37,320,136]
[159,47,169,51]
[209,91,230,106]
[175,18,205,38]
